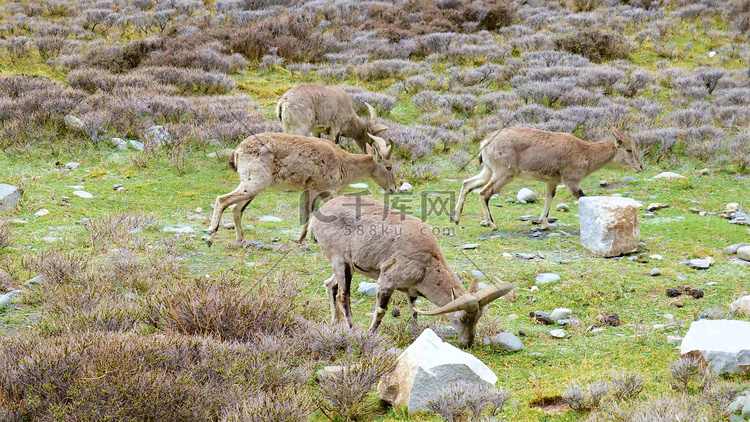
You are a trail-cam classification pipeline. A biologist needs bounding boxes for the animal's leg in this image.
[454,166,492,225]
[406,295,420,332]
[539,182,557,231]
[333,259,354,328]
[297,190,313,244]
[565,181,585,199]
[323,274,342,323]
[369,283,394,333]
[206,180,260,247]
[231,197,254,243]
[479,174,514,230]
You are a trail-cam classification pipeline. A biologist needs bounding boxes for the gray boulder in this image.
[738,246,750,262]
[144,125,172,145]
[579,196,641,257]
[517,188,538,204]
[64,115,85,133]
[535,273,560,284]
[0,184,21,211]
[0,290,22,309]
[724,243,749,255]
[680,320,750,374]
[491,333,523,351]
[357,281,378,297]
[378,329,498,413]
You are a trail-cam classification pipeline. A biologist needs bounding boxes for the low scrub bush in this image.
[555,28,630,62]
[425,381,510,421]
[231,13,326,62]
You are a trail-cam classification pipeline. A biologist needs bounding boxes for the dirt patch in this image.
[530,395,570,414]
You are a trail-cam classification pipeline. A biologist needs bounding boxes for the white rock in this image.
[724,243,748,255]
[73,190,94,199]
[707,50,716,57]
[650,254,663,260]
[162,225,195,233]
[491,333,524,351]
[680,320,750,374]
[65,162,80,170]
[144,125,171,145]
[110,137,128,149]
[651,172,686,180]
[378,329,498,413]
[206,148,234,159]
[35,209,50,217]
[0,184,21,211]
[550,308,572,320]
[556,203,569,212]
[461,243,479,250]
[397,181,413,194]
[549,329,567,338]
[129,140,144,150]
[64,115,85,132]
[579,196,641,257]
[730,296,750,317]
[535,273,560,284]
[517,188,538,204]
[358,281,378,297]
[738,246,750,262]
[259,215,282,222]
[349,183,369,189]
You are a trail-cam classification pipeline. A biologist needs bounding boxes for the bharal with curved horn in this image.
[311,195,513,348]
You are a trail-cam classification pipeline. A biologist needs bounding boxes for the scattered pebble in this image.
[113,184,123,190]
[517,188,538,204]
[677,275,689,280]
[515,252,537,260]
[162,225,195,233]
[530,311,555,325]
[357,281,378,297]
[65,162,80,170]
[622,176,637,184]
[548,329,567,339]
[130,140,144,150]
[650,268,661,276]
[35,209,49,216]
[397,181,413,193]
[471,269,485,278]
[461,243,479,250]
[647,202,669,211]
[681,258,713,270]
[599,180,608,187]
[61,196,70,204]
[550,308,572,320]
[724,243,749,255]
[535,273,560,284]
[651,172,685,180]
[643,212,655,218]
[491,332,524,352]
[24,275,44,287]
[690,207,700,213]
[73,190,94,199]
[259,215,283,222]
[556,203,569,212]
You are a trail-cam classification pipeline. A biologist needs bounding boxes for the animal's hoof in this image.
[205,239,213,248]
[480,219,489,226]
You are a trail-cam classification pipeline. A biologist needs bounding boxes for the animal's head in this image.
[365,103,388,138]
[366,134,396,194]
[417,281,513,348]
[612,128,645,173]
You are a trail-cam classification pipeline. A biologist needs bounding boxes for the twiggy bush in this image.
[0,223,9,251]
[555,28,630,63]
[425,381,510,421]
[222,388,313,422]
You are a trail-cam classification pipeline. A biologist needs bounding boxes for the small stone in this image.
[65,162,80,170]
[35,209,49,217]
[556,203,569,212]
[259,215,282,222]
[697,168,709,175]
[357,281,378,297]
[598,312,621,326]
[221,222,235,229]
[729,296,750,316]
[549,308,572,320]
[162,225,195,233]
[737,246,750,262]
[127,227,143,234]
[589,327,606,334]
[548,329,567,338]
[111,137,128,149]
[0,184,22,211]
[667,335,683,344]
[397,182,413,194]
[643,212,655,218]
[349,183,369,189]
[728,396,747,414]
[117,187,125,192]
[666,288,683,297]
[461,243,479,250]
[471,269,485,278]
[73,190,94,199]
[651,172,686,180]
[144,125,172,145]
[24,275,44,287]
[195,207,203,213]
[64,115,85,132]
[621,176,637,184]
[206,148,233,159]
[113,184,123,191]
[599,180,608,187]
[129,140,144,150]
[534,273,560,284]
[557,318,579,326]
[491,332,524,352]
[530,311,555,325]
[515,253,537,260]
[517,188,538,204]
[61,196,70,204]
[650,268,661,276]
[690,207,700,213]
[682,258,712,269]
[726,202,740,212]
[650,254,663,260]
[647,202,669,211]
[317,365,345,380]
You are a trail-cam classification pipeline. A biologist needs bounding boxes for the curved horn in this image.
[368,133,392,159]
[415,294,479,316]
[365,102,377,121]
[473,282,514,308]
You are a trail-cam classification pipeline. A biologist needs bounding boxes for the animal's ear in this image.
[365,102,377,121]
[611,128,624,147]
[469,279,480,294]
[365,142,374,156]
[369,124,388,134]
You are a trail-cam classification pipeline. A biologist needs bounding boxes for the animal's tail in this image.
[275,100,284,122]
[478,138,490,166]
[229,149,237,171]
